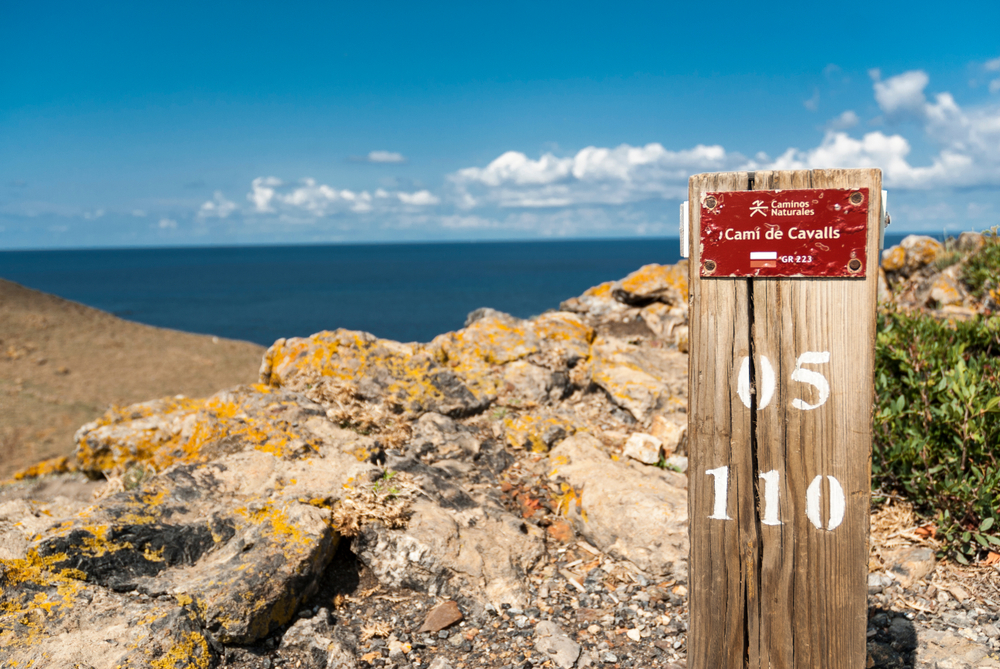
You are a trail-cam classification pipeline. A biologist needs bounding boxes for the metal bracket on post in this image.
[680,201,690,259]
[879,190,890,256]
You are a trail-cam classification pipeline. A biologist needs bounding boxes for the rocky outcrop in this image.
[5,247,994,669]
[1,261,693,668]
[880,231,998,316]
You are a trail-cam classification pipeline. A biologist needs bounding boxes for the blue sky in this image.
[3,1,1000,249]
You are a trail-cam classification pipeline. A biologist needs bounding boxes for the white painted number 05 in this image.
[706,467,845,531]
[737,351,831,411]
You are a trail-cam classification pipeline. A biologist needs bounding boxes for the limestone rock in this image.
[534,620,581,669]
[900,234,945,274]
[622,433,662,465]
[886,546,935,588]
[260,330,490,416]
[612,262,689,307]
[649,416,686,457]
[531,312,594,367]
[501,360,561,405]
[559,282,628,319]
[674,325,689,353]
[548,434,688,579]
[75,385,327,476]
[589,336,686,422]
[957,231,985,254]
[923,266,966,307]
[881,244,906,272]
[503,411,576,452]
[639,302,687,342]
[410,412,480,460]
[352,454,545,609]
[877,267,892,303]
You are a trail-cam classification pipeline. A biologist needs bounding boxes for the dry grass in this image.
[869,500,940,571]
[304,379,412,449]
[359,621,392,643]
[332,469,417,537]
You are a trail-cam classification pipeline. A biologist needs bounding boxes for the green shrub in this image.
[962,227,1000,304]
[874,309,1000,563]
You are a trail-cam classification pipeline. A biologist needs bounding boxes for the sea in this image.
[0,233,926,347]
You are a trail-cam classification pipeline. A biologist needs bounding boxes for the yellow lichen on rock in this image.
[75,385,320,476]
[613,261,689,306]
[503,412,576,452]
[881,245,906,272]
[583,281,614,299]
[927,270,964,307]
[260,329,486,415]
[532,312,594,362]
[900,235,944,273]
[0,550,87,651]
[429,314,539,397]
[8,456,77,482]
[74,396,204,475]
[147,630,212,669]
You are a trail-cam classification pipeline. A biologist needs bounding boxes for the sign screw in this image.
[848,259,862,272]
[705,196,718,210]
[704,260,717,273]
[849,192,864,205]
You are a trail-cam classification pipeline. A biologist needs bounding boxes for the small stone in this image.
[958,231,985,254]
[427,657,454,669]
[418,601,464,633]
[664,454,687,473]
[601,652,618,664]
[886,546,935,587]
[534,620,581,669]
[623,433,662,465]
[626,628,641,641]
[946,584,971,603]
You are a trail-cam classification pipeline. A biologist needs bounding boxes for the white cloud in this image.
[224,68,997,238]
[449,71,1000,209]
[245,178,442,217]
[449,143,734,208]
[825,110,859,131]
[872,69,930,118]
[803,89,820,111]
[248,177,283,213]
[198,191,238,218]
[990,79,1000,94]
[986,57,1000,72]
[82,208,105,220]
[366,151,406,163]
[396,190,440,205]
[158,218,177,229]
[131,209,147,217]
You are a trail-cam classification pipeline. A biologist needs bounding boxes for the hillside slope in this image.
[0,278,264,479]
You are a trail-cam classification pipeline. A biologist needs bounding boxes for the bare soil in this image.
[0,278,265,479]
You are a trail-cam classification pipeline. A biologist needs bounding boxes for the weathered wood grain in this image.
[688,171,754,669]
[688,169,880,669]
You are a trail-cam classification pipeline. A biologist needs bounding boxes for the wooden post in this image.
[687,169,881,669]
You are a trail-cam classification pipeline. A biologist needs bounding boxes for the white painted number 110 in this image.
[706,466,845,531]
[706,350,845,531]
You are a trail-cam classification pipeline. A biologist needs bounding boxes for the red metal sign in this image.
[699,188,869,278]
